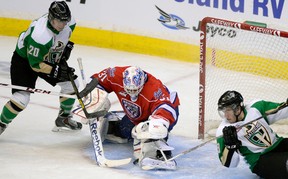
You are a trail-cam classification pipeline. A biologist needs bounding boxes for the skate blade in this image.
[52,126,81,132]
[140,158,177,170]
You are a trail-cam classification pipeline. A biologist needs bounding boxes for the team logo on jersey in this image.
[45,41,65,64]
[54,41,64,50]
[154,88,163,99]
[244,121,271,148]
[121,99,141,119]
[107,67,116,77]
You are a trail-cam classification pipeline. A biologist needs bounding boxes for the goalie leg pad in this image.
[73,88,110,122]
[133,139,176,170]
[133,138,142,159]
[132,138,174,160]
[132,137,158,161]
[97,117,109,142]
[155,139,174,151]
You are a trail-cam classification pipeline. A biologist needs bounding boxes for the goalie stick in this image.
[166,100,288,162]
[64,59,106,119]
[76,58,132,167]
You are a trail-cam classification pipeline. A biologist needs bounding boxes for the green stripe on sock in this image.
[0,105,18,124]
[60,98,76,114]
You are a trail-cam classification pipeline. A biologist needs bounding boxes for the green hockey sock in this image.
[0,104,18,124]
[60,97,76,115]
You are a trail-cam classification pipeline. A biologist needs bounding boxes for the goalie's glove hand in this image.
[50,63,77,82]
[222,126,241,150]
[60,41,74,62]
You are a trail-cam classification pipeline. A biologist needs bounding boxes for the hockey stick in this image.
[89,117,132,167]
[0,82,75,98]
[76,58,132,167]
[167,100,288,162]
[77,58,87,87]
[64,59,106,119]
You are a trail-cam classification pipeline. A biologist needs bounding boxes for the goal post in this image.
[198,17,288,139]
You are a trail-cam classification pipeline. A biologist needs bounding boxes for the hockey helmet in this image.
[48,1,71,22]
[218,90,244,111]
[123,66,146,102]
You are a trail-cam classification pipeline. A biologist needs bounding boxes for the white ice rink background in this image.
[0,36,260,179]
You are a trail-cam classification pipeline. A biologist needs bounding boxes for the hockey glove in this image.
[60,41,74,62]
[222,126,242,150]
[50,63,76,82]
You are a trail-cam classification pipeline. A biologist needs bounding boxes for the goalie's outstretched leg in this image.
[133,139,177,170]
[132,115,177,170]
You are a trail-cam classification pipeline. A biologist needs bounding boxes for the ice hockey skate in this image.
[139,144,177,170]
[140,156,177,170]
[52,110,82,132]
[0,121,7,135]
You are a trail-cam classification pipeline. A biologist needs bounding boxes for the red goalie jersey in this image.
[91,66,180,129]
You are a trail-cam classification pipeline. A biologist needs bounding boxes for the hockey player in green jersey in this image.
[0,1,82,135]
[216,90,288,179]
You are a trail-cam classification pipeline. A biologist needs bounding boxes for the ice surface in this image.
[0,36,259,179]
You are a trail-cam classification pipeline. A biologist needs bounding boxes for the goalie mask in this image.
[48,1,71,23]
[218,90,244,120]
[123,66,146,102]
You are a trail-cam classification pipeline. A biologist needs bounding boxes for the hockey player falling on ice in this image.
[0,1,82,135]
[75,66,180,170]
[216,90,288,179]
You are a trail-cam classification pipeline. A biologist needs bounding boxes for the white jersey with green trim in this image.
[15,14,76,73]
[216,99,288,170]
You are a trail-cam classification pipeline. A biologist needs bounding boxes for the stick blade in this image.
[99,158,132,167]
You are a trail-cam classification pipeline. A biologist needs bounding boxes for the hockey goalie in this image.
[73,66,180,170]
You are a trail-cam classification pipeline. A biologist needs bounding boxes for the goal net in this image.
[198,17,288,139]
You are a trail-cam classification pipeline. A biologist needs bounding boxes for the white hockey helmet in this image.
[123,66,146,102]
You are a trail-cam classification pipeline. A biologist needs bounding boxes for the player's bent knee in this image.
[58,79,79,94]
[10,91,31,110]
